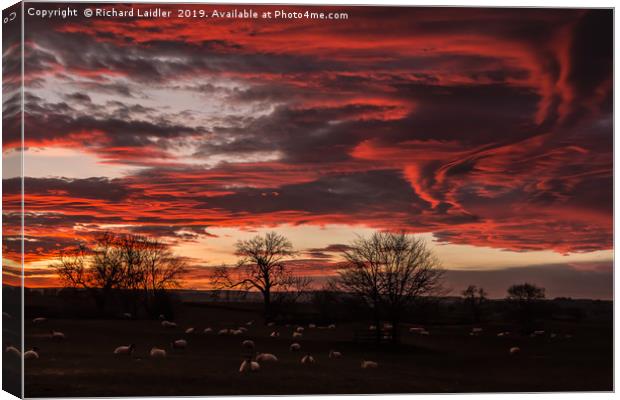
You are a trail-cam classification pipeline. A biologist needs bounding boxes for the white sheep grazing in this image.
[369,325,377,331]
[231,329,243,335]
[50,330,66,340]
[471,327,483,333]
[24,348,40,360]
[292,332,303,338]
[171,339,187,349]
[158,314,165,320]
[246,320,254,326]
[301,354,315,364]
[113,344,135,355]
[218,328,229,335]
[32,317,47,323]
[122,312,132,319]
[533,330,545,336]
[5,346,20,357]
[238,327,248,333]
[328,324,336,329]
[420,330,430,335]
[203,327,213,334]
[290,342,301,351]
[239,360,260,372]
[296,326,304,333]
[256,353,278,362]
[329,350,342,359]
[361,360,378,369]
[497,332,506,337]
[150,347,167,358]
[509,347,521,355]
[241,340,255,350]
[270,331,280,337]
[161,320,177,328]
[185,327,195,334]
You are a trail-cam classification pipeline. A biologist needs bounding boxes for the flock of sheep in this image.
[6,313,571,371]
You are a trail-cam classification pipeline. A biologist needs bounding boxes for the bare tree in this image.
[210,232,297,320]
[506,283,546,331]
[52,233,124,314]
[334,232,444,344]
[462,285,487,323]
[52,232,187,317]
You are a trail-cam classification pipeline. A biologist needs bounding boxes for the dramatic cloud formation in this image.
[2,5,612,296]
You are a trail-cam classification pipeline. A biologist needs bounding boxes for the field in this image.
[21,301,613,397]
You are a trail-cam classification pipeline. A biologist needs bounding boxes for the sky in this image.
[2,4,613,298]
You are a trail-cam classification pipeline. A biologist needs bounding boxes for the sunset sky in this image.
[2,4,613,298]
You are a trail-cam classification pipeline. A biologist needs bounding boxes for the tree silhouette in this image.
[506,282,546,331]
[52,232,186,316]
[211,232,299,320]
[334,232,444,344]
[462,285,487,322]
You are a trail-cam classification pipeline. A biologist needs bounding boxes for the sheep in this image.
[471,327,483,333]
[241,340,255,350]
[239,360,260,372]
[238,327,248,333]
[308,323,316,329]
[185,327,195,334]
[270,331,280,337]
[218,328,230,335]
[361,360,378,369]
[292,332,303,338]
[161,320,177,328]
[509,347,521,355]
[50,330,66,340]
[383,323,393,330]
[533,330,545,336]
[24,348,40,360]
[150,347,167,358]
[203,327,213,334]
[246,320,254,326]
[369,325,377,331]
[296,326,304,333]
[328,324,336,329]
[32,317,47,323]
[5,346,20,357]
[266,322,275,327]
[420,330,430,336]
[231,329,243,335]
[171,339,187,349]
[256,353,278,362]
[122,312,132,319]
[550,333,557,339]
[113,344,135,355]
[329,350,342,359]
[301,354,315,364]
[290,342,301,351]
[158,314,165,320]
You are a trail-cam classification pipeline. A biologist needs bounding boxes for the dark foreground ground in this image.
[20,302,612,397]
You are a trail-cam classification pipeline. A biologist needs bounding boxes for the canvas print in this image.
[2,2,613,397]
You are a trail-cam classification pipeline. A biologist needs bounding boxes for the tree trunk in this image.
[263,289,272,321]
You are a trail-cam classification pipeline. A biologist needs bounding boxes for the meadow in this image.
[20,298,613,397]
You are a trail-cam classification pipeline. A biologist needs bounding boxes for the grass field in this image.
[19,302,612,397]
